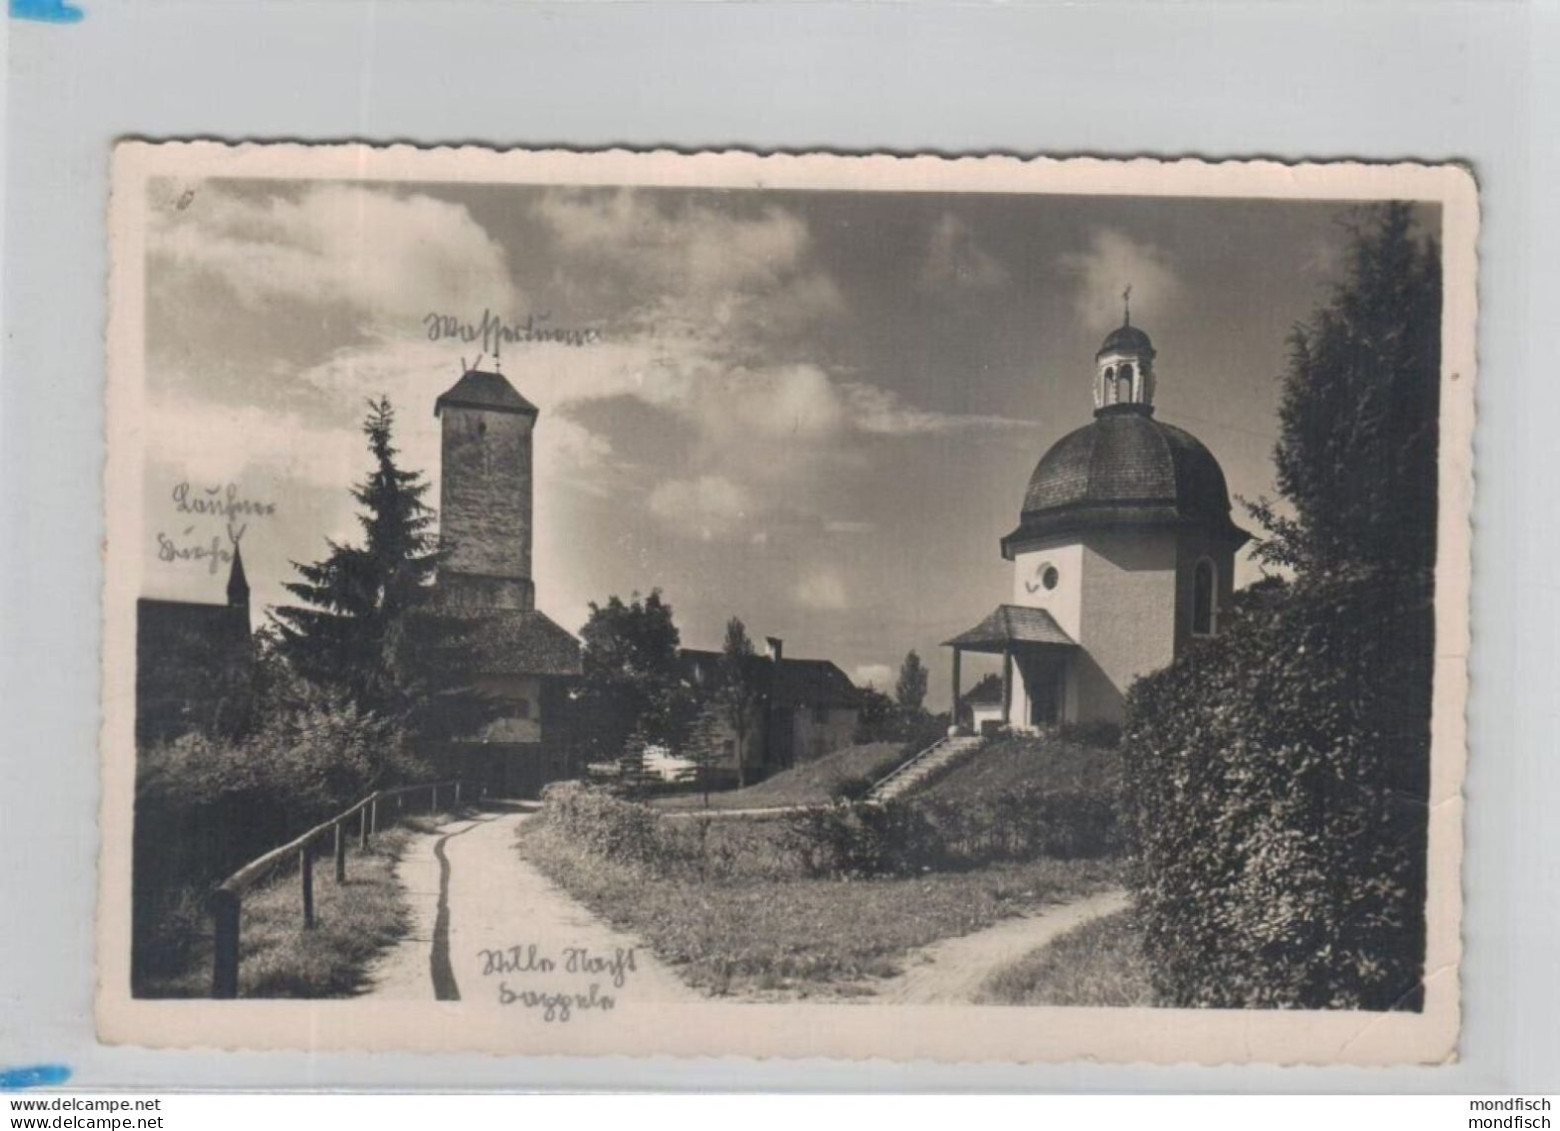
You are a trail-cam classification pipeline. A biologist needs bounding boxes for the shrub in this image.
[1123,570,1431,1011]
[131,688,423,992]
[778,800,943,879]
[538,781,665,864]
[538,781,801,882]
[914,788,1121,864]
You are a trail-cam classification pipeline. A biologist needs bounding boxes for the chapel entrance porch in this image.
[944,604,1078,734]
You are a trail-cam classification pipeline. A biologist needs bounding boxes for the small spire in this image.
[226,539,250,608]
[1122,283,1133,327]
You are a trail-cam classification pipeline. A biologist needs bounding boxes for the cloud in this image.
[150,182,521,324]
[533,188,837,310]
[1058,228,1180,329]
[918,212,1010,293]
[825,519,876,535]
[145,394,364,491]
[843,383,1029,436]
[147,182,1031,560]
[647,475,753,540]
[852,663,894,691]
[793,567,849,611]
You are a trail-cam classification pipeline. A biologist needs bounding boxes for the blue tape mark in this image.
[0,1065,74,1090]
[10,0,86,23]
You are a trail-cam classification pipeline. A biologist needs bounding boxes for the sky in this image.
[139,177,1416,709]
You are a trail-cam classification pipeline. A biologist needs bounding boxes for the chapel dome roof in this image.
[1002,408,1249,555]
[1096,322,1155,358]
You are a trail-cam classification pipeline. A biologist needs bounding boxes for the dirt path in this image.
[871,887,1130,1004]
[364,810,698,1005]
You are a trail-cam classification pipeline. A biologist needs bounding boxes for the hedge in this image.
[1122,570,1431,1010]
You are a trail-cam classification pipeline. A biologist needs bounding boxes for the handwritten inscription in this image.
[496,982,615,1022]
[157,524,246,574]
[172,481,277,522]
[478,944,638,1022]
[156,482,277,573]
[424,309,604,352]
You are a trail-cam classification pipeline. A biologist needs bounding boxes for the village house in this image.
[680,637,860,779]
[945,311,1249,729]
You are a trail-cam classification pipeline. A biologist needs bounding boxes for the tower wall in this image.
[1009,537,1084,641]
[1076,527,1179,723]
[1172,527,1239,652]
[438,404,535,611]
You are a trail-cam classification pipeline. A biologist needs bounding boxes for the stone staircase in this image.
[867,735,985,803]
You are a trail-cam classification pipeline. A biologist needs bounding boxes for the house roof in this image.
[962,679,1004,705]
[410,606,581,677]
[465,609,581,676]
[679,649,860,708]
[944,604,1078,653]
[137,597,250,647]
[434,370,539,417]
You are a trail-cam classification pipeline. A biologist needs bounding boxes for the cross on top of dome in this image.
[1096,286,1156,360]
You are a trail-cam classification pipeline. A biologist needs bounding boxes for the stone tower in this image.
[434,367,538,611]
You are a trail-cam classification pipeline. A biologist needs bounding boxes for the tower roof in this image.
[434,369,538,417]
[1096,321,1155,358]
[226,542,250,607]
[1003,407,1249,554]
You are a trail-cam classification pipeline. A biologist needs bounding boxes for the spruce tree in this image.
[272,397,441,722]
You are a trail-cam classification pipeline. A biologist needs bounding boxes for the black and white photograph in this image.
[97,145,1474,1064]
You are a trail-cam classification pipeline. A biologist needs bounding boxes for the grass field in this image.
[137,820,440,998]
[651,742,913,811]
[916,733,1121,805]
[975,907,1156,1007]
[517,816,1122,999]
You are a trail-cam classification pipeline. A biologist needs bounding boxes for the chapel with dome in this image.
[944,309,1249,729]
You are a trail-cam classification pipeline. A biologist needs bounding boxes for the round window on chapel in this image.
[1042,565,1059,590]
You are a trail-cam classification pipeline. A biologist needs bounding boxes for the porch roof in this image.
[943,604,1078,653]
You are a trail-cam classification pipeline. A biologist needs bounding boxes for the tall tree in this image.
[576,590,692,763]
[272,397,439,718]
[717,617,764,788]
[1250,202,1441,579]
[895,649,929,713]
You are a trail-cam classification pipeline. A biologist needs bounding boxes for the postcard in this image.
[99,143,1475,1063]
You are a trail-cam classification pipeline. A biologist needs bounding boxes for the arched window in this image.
[1192,558,1217,637]
[1102,366,1116,404]
[1117,362,1134,403]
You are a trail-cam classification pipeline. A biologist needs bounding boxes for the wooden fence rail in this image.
[209,779,470,999]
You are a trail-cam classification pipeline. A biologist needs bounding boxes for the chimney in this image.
[765,636,784,664]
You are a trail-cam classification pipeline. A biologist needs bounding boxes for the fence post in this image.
[454,780,462,808]
[431,784,439,815]
[359,804,369,850]
[334,821,346,884]
[300,845,315,929]
[396,792,403,817]
[210,889,241,999]
[370,798,378,836]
